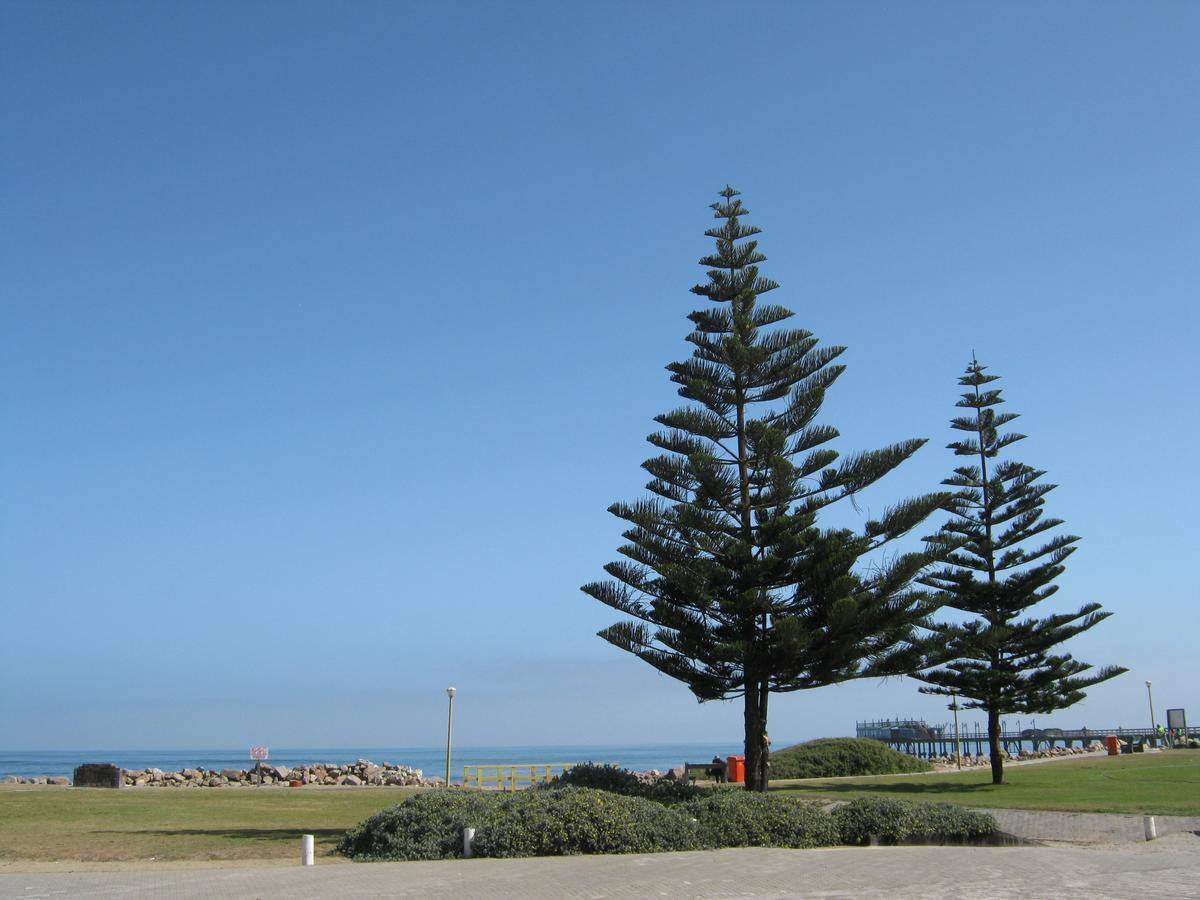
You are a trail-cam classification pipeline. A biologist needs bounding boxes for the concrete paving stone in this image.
[2,838,1199,900]
[984,807,1200,844]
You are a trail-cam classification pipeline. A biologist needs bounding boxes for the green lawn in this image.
[771,749,1200,816]
[3,753,1197,863]
[0,785,422,862]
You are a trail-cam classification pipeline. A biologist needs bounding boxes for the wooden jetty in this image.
[857,718,1199,758]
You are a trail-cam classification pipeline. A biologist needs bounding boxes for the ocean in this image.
[0,743,739,782]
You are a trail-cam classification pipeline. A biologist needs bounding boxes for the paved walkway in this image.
[3,805,1197,899]
[985,807,1200,843]
[2,837,1198,899]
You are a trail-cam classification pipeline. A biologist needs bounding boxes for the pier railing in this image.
[866,725,1198,758]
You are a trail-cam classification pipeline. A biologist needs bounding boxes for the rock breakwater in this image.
[5,759,439,787]
[928,742,1106,770]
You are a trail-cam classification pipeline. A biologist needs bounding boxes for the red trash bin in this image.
[1105,735,1120,756]
[726,755,746,783]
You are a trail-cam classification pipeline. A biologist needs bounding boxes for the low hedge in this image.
[340,787,699,860]
[338,787,999,861]
[471,787,700,857]
[543,762,646,794]
[337,790,499,860]
[684,791,840,849]
[833,797,999,845]
[770,738,931,779]
[544,762,703,805]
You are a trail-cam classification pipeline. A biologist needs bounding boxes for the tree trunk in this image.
[743,683,771,792]
[988,707,1004,785]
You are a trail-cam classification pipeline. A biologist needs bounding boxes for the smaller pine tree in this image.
[918,358,1126,785]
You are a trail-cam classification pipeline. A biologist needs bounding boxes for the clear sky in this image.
[3,1,1196,751]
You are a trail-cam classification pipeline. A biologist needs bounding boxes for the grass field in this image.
[0,785,421,863]
[3,752,1197,863]
[772,749,1200,816]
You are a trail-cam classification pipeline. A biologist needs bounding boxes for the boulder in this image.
[220,769,243,781]
[340,774,363,786]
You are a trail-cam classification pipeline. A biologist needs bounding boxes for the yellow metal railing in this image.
[461,763,581,791]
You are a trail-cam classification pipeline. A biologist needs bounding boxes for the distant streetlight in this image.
[445,687,457,787]
[948,695,962,769]
[1146,680,1156,745]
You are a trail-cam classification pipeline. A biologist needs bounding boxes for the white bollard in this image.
[1143,816,1157,841]
[463,826,476,858]
[301,833,315,865]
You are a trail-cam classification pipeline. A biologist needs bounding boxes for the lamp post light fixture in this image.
[948,695,962,769]
[445,687,457,787]
[1145,680,1156,746]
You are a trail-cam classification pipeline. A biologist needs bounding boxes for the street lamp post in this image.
[445,687,457,787]
[948,695,962,769]
[1145,681,1156,747]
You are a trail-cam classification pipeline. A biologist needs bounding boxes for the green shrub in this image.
[337,791,500,860]
[545,762,645,794]
[833,797,998,845]
[641,778,707,805]
[684,792,840,849]
[770,738,931,779]
[472,787,700,857]
[544,762,703,805]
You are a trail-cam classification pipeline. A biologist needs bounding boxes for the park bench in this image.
[683,761,726,783]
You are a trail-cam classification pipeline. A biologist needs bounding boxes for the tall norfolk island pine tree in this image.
[918,360,1125,785]
[584,187,950,792]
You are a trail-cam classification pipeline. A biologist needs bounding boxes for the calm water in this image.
[0,743,739,782]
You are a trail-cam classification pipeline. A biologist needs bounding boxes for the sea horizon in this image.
[0,742,758,781]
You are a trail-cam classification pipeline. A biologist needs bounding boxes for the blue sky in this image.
[3,1,1196,751]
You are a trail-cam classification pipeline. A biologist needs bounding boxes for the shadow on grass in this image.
[89,827,346,843]
[772,781,995,796]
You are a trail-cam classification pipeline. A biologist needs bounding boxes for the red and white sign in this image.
[250,746,269,761]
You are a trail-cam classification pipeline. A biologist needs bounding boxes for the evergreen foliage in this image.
[540,762,704,804]
[832,797,999,845]
[336,790,499,860]
[683,792,840,848]
[470,787,700,858]
[918,359,1126,784]
[769,737,930,779]
[584,187,950,791]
